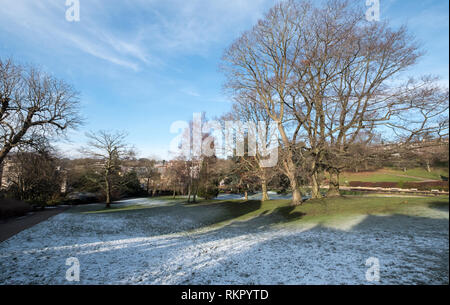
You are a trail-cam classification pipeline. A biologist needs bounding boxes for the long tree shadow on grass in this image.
[74,199,308,239]
[76,200,267,237]
[158,213,449,285]
[427,200,450,212]
[1,202,448,284]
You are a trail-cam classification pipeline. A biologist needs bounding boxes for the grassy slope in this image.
[389,167,449,180]
[82,195,449,230]
[214,196,449,226]
[340,167,449,184]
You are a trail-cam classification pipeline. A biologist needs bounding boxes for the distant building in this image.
[0,156,14,190]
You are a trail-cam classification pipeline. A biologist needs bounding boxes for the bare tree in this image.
[222,100,278,201]
[0,58,81,166]
[165,158,190,199]
[222,0,448,202]
[82,130,132,208]
[222,0,307,205]
[289,1,449,196]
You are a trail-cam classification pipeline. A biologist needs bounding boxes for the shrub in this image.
[348,181,398,188]
[0,198,32,219]
[348,181,449,191]
[198,182,219,200]
[404,181,449,191]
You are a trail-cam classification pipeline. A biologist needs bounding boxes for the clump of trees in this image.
[3,145,62,207]
[221,0,448,205]
[1,1,449,209]
[0,57,81,207]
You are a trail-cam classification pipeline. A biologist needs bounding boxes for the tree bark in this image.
[187,183,192,203]
[105,176,111,208]
[426,161,432,173]
[291,187,302,206]
[278,123,303,206]
[284,157,303,205]
[327,169,341,197]
[192,182,198,203]
[261,180,270,202]
[310,171,322,199]
[284,161,303,205]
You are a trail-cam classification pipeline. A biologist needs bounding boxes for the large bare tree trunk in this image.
[311,171,322,199]
[261,169,270,202]
[192,182,198,203]
[285,157,303,206]
[278,123,303,206]
[187,183,192,203]
[290,180,302,206]
[283,161,303,206]
[327,169,340,197]
[261,181,270,202]
[286,160,303,206]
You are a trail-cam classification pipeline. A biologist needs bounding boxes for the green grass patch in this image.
[340,167,449,184]
[389,167,449,180]
[340,172,421,183]
[195,196,449,228]
[77,195,449,232]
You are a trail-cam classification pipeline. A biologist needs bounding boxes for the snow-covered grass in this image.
[0,196,448,285]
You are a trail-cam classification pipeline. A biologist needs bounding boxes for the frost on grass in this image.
[0,198,448,285]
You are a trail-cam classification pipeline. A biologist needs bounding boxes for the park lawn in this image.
[339,167,449,184]
[208,195,450,228]
[388,167,449,180]
[340,172,420,183]
[1,195,448,285]
[84,195,449,232]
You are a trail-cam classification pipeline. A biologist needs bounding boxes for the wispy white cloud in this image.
[0,0,275,70]
[0,0,158,70]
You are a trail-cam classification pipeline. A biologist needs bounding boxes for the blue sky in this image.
[0,0,448,159]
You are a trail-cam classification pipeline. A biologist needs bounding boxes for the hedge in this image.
[0,198,32,219]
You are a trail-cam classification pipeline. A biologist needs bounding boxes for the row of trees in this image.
[220,0,449,205]
[1,1,448,208]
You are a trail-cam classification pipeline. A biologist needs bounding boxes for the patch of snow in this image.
[0,198,448,285]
